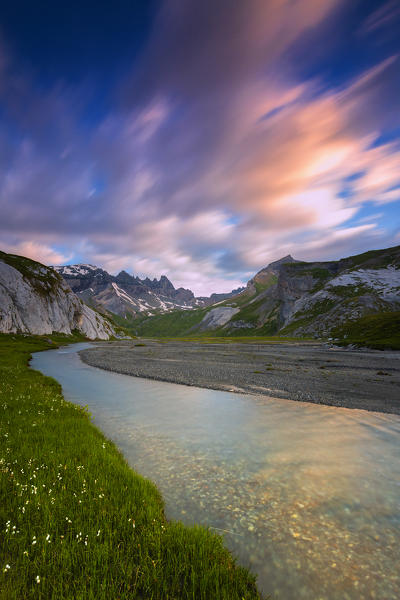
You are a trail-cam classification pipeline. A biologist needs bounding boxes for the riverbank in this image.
[80,339,400,414]
[0,334,263,599]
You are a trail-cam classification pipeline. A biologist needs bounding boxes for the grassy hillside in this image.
[127,307,209,337]
[0,334,264,599]
[104,244,400,343]
[342,245,400,269]
[0,251,63,297]
[332,311,400,350]
[130,277,281,339]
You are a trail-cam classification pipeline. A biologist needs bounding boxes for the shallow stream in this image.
[31,343,400,599]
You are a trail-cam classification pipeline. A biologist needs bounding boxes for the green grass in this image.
[253,274,278,296]
[328,284,371,298]
[134,308,209,337]
[0,334,264,599]
[344,245,400,269]
[230,297,273,327]
[225,290,254,308]
[308,268,331,279]
[279,299,337,334]
[0,251,62,297]
[332,311,400,350]
[105,312,139,337]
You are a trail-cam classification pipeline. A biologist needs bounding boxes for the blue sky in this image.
[0,0,399,294]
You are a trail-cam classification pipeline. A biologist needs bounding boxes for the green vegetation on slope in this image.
[344,245,400,269]
[0,251,63,297]
[283,263,332,279]
[107,311,137,333]
[229,297,279,331]
[279,299,337,334]
[133,307,209,337]
[253,274,278,295]
[0,334,263,599]
[106,243,400,340]
[332,311,400,350]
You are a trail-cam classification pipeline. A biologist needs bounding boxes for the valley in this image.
[129,246,400,344]
[52,245,400,349]
[1,244,400,599]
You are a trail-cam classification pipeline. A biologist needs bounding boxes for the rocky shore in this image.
[80,339,400,415]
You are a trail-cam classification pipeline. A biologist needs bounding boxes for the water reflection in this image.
[31,344,400,600]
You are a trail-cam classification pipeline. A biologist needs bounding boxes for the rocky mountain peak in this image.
[54,262,205,316]
[115,270,134,283]
[267,255,298,269]
[159,275,175,290]
[252,255,299,282]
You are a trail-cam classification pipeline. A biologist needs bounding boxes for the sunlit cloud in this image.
[0,0,399,293]
[0,240,72,266]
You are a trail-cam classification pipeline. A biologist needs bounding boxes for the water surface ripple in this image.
[31,344,400,600]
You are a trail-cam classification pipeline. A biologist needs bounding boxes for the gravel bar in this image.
[79,339,400,415]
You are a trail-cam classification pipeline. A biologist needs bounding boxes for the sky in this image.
[0,0,399,295]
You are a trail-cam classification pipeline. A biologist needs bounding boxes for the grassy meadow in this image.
[0,333,264,599]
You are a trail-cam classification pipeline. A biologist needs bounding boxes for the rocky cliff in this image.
[0,252,115,339]
[214,245,400,337]
[140,245,400,339]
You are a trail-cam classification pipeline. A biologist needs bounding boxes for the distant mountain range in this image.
[133,245,400,341]
[1,245,399,346]
[53,264,244,317]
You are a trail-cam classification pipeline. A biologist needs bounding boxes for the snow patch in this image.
[327,267,400,300]
[111,282,137,305]
[54,264,98,276]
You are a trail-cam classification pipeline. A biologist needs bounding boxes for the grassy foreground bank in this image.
[0,334,264,599]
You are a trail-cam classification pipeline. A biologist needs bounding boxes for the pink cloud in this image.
[0,0,399,293]
[1,241,72,266]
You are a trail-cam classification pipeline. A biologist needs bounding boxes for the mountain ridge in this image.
[2,244,398,345]
[0,252,115,339]
[54,264,244,317]
[133,244,400,343]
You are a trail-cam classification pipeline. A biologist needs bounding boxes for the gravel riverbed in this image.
[79,339,400,414]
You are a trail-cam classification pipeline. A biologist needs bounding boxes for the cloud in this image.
[0,0,399,293]
[359,1,400,35]
[0,240,71,266]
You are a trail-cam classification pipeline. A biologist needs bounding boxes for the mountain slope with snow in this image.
[134,245,400,342]
[54,264,241,317]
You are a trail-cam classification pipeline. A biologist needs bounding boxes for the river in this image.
[31,343,400,599]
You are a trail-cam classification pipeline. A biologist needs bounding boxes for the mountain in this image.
[54,264,242,316]
[6,245,397,344]
[197,287,246,306]
[0,252,115,339]
[134,245,400,343]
